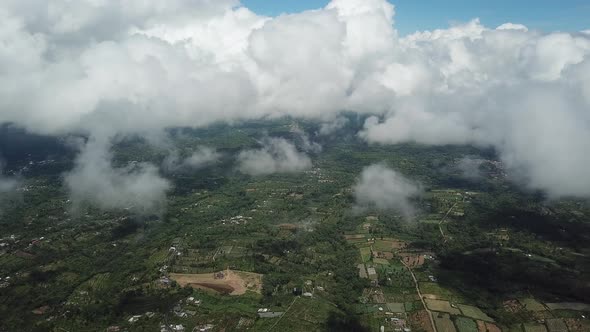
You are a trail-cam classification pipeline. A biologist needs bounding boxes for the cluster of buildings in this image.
[220,215,252,226]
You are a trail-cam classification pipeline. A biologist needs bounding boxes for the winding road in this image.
[401,259,437,332]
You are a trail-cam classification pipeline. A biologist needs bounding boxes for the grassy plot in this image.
[434,313,457,332]
[386,302,405,313]
[454,316,478,332]
[66,273,112,306]
[419,282,466,303]
[545,318,568,332]
[425,299,461,315]
[405,301,424,312]
[521,298,546,311]
[147,248,169,266]
[545,302,590,311]
[457,304,494,322]
[360,247,372,263]
[358,313,386,332]
[523,323,548,332]
[373,258,390,265]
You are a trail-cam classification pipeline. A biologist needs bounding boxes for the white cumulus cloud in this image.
[0,0,588,199]
[353,164,421,217]
[64,136,171,215]
[237,138,312,176]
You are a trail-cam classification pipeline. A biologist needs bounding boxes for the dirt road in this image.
[401,259,437,332]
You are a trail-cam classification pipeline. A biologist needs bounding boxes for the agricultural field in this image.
[253,297,336,332]
[545,302,590,311]
[409,309,435,332]
[523,323,548,332]
[545,318,568,332]
[454,316,478,332]
[405,301,424,312]
[434,312,457,332]
[360,247,372,262]
[520,298,546,311]
[458,304,494,322]
[564,318,590,332]
[373,258,390,265]
[425,299,461,315]
[420,282,467,303]
[386,302,405,313]
[373,238,408,252]
[483,322,502,332]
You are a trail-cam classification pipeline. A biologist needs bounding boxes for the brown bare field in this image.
[400,253,425,267]
[409,309,434,332]
[485,322,502,332]
[477,321,501,332]
[477,320,486,332]
[195,283,235,294]
[503,299,523,313]
[170,270,262,296]
[278,223,298,231]
[423,294,439,300]
[564,318,590,332]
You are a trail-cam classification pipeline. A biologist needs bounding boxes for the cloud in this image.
[163,146,221,173]
[496,23,528,32]
[290,125,323,153]
[318,116,350,136]
[0,0,588,198]
[237,138,312,176]
[456,157,484,180]
[0,166,19,193]
[64,136,171,215]
[353,164,421,217]
[0,162,21,214]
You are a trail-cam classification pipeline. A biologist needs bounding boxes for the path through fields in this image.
[402,259,437,332]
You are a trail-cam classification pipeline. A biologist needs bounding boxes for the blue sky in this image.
[241,0,590,35]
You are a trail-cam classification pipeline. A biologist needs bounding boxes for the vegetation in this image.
[0,118,589,331]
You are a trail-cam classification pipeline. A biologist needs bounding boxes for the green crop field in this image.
[454,316,478,332]
[458,304,494,322]
[360,247,372,262]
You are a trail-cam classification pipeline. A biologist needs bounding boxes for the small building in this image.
[194,324,214,331]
